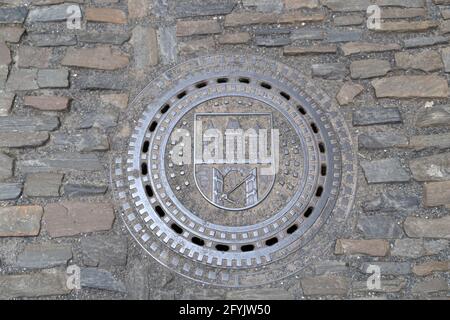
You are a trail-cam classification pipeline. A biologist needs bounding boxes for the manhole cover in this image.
[112,55,356,287]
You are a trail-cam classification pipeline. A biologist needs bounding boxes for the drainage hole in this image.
[141,162,148,175]
[280,91,291,100]
[149,121,158,132]
[310,122,319,134]
[192,237,205,247]
[298,106,307,115]
[215,244,230,252]
[217,77,229,83]
[265,237,278,246]
[304,207,314,218]
[260,82,272,90]
[321,164,327,176]
[287,224,298,234]
[177,91,187,99]
[316,186,323,197]
[171,223,183,234]
[142,140,149,153]
[196,81,207,88]
[238,77,250,84]
[145,185,154,197]
[318,142,325,153]
[155,205,165,218]
[241,244,255,252]
[160,104,170,114]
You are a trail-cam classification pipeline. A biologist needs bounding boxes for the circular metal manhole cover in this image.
[112,55,357,287]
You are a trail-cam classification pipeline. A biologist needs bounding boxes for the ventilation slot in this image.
[260,82,272,90]
[310,122,319,134]
[177,91,187,99]
[142,140,149,153]
[141,162,148,175]
[149,121,157,132]
[304,207,314,218]
[265,237,278,246]
[287,224,298,234]
[321,164,327,176]
[160,104,170,114]
[155,205,165,218]
[192,237,205,247]
[171,223,183,234]
[217,77,229,83]
[145,185,154,197]
[215,244,230,252]
[316,186,323,197]
[318,142,325,153]
[241,244,255,252]
[238,77,250,84]
[280,91,291,100]
[298,106,307,115]
[196,81,207,88]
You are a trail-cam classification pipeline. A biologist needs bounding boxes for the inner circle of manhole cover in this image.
[112,55,357,287]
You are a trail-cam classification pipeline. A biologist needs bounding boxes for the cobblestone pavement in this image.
[0,0,449,300]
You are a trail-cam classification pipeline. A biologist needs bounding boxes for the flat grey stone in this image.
[28,4,81,22]
[81,235,128,267]
[392,239,448,258]
[350,59,391,79]
[254,27,291,36]
[291,29,325,41]
[0,205,43,237]
[0,152,14,181]
[0,132,50,148]
[73,71,127,90]
[0,183,22,200]
[0,92,15,116]
[326,30,362,43]
[78,111,119,129]
[0,116,59,132]
[361,158,410,184]
[409,152,450,182]
[37,69,69,88]
[0,65,8,88]
[360,262,411,275]
[412,277,448,294]
[321,0,371,12]
[0,7,28,24]
[131,26,158,69]
[63,184,107,197]
[403,36,448,48]
[0,269,70,299]
[362,192,419,212]
[255,36,291,47]
[409,133,450,150]
[352,278,407,293]
[157,26,177,65]
[353,107,402,126]
[6,69,38,91]
[312,63,348,80]
[243,0,283,12]
[24,173,63,197]
[416,105,450,128]
[175,0,236,18]
[16,243,72,269]
[80,268,126,293]
[357,215,403,238]
[314,260,348,275]
[334,15,364,26]
[53,130,110,152]
[358,132,408,149]
[18,153,103,173]
[30,34,77,47]
[225,288,294,300]
[404,216,450,239]
[126,260,150,299]
[77,32,130,45]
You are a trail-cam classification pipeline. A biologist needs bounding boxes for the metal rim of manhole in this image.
[111,55,357,287]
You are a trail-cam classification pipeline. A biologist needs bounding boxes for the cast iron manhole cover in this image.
[112,55,356,287]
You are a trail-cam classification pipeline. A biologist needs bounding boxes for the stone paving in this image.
[0,0,449,300]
